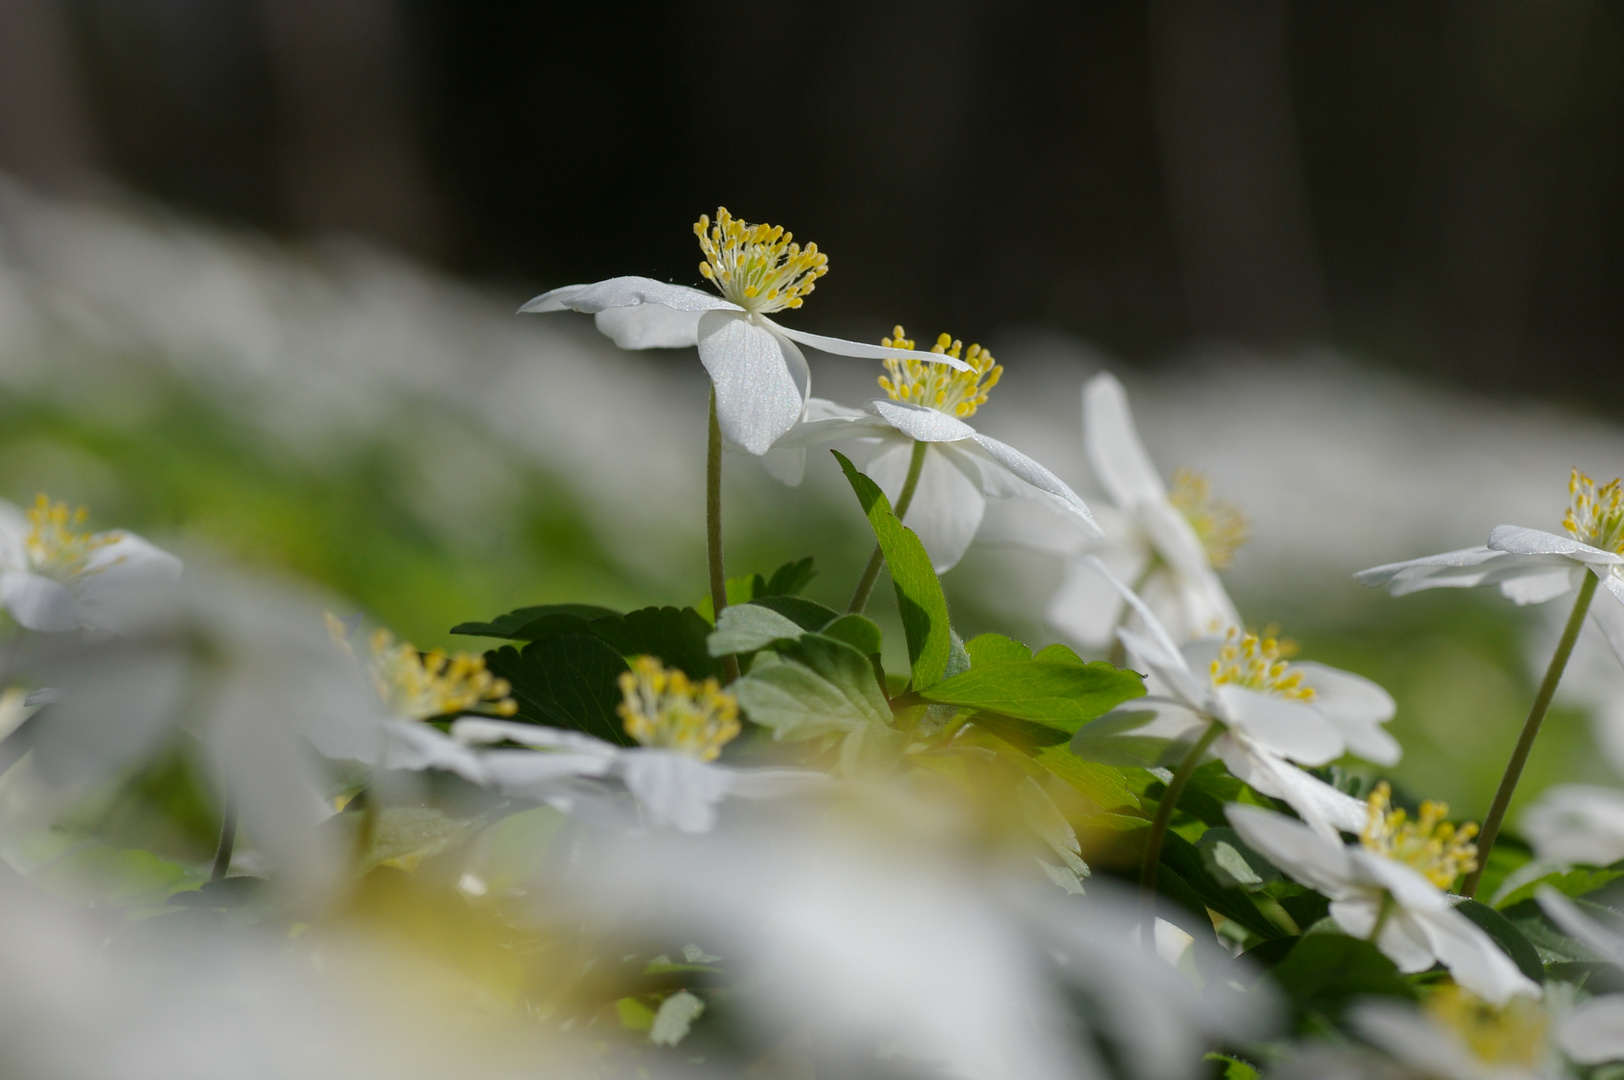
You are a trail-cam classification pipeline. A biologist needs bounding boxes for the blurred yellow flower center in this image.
[877,327,1002,418]
[24,495,120,581]
[1360,782,1478,889]
[695,207,828,314]
[1168,469,1249,569]
[328,615,517,721]
[618,656,740,761]
[1424,985,1547,1068]
[1209,628,1312,701]
[1564,467,1624,554]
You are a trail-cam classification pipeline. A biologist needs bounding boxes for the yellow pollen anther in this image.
[1209,627,1313,701]
[1168,469,1249,569]
[617,655,740,762]
[327,614,517,722]
[694,207,828,314]
[876,326,1003,418]
[1360,782,1479,889]
[24,494,121,581]
[1423,985,1548,1069]
[1563,467,1624,554]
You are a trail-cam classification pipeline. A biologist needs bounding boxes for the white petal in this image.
[0,499,27,571]
[963,433,1099,533]
[1587,585,1624,667]
[1490,524,1624,565]
[1350,850,1451,913]
[1082,373,1166,507]
[1537,887,1624,961]
[1341,909,1440,975]
[1419,906,1541,1005]
[869,443,985,572]
[1355,545,1573,596]
[719,767,834,799]
[1082,555,1200,690]
[519,276,738,315]
[1521,785,1624,866]
[451,717,619,755]
[1500,567,1579,605]
[1117,626,1211,710]
[593,304,703,349]
[620,749,733,833]
[1226,742,1367,841]
[1137,500,1209,580]
[1559,995,1624,1065]
[1352,1001,1484,1079]
[870,398,978,442]
[379,720,488,784]
[760,445,808,485]
[696,312,808,456]
[1225,804,1357,898]
[1215,685,1345,765]
[1,571,85,632]
[1293,661,1401,766]
[1046,549,1138,648]
[769,323,970,370]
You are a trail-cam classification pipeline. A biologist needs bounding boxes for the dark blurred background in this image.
[3,0,1620,409]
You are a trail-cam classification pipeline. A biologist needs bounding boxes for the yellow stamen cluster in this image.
[327,615,517,722]
[24,495,120,581]
[1209,628,1313,701]
[1563,467,1624,554]
[1360,782,1478,889]
[1424,985,1548,1069]
[877,327,1003,418]
[617,655,740,762]
[1168,469,1249,569]
[695,207,827,314]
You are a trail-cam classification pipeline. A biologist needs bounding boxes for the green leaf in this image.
[1160,830,1284,940]
[820,614,883,658]
[910,660,1144,733]
[451,603,621,640]
[31,844,200,908]
[592,606,722,680]
[832,450,952,688]
[708,604,807,657]
[1495,866,1624,911]
[694,575,761,624]
[1454,898,1546,982]
[1034,643,1087,665]
[965,633,1033,666]
[1204,1053,1261,1080]
[1268,933,1417,1016]
[750,594,840,632]
[359,805,488,870]
[732,634,897,773]
[485,633,632,745]
[1197,827,1281,891]
[968,711,1140,811]
[762,557,817,597]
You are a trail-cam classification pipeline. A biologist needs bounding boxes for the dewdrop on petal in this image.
[1360,782,1479,889]
[618,656,740,762]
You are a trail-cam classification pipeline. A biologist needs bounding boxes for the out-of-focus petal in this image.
[696,312,807,456]
[963,433,1098,533]
[1225,741,1366,841]
[868,443,985,572]
[1216,685,1344,766]
[1418,905,1542,1005]
[0,499,30,571]
[1560,995,1624,1065]
[593,304,703,349]
[1047,545,1143,648]
[1500,567,1579,605]
[520,276,738,315]
[1355,545,1572,596]
[1226,804,1357,898]
[1082,373,1166,508]
[1538,887,1624,961]
[621,750,734,833]
[1,571,84,632]
[1521,785,1624,866]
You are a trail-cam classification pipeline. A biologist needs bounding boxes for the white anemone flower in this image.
[1046,373,1244,648]
[0,495,180,633]
[765,329,1097,572]
[1356,469,1624,662]
[1073,557,1393,839]
[1351,989,1566,1080]
[519,208,967,456]
[1536,888,1624,1065]
[1227,800,1540,1006]
[1520,784,1624,866]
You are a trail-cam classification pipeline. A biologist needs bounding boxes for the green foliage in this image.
[1203,1053,1261,1080]
[964,633,1033,665]
[832,451,952,688]
[731,634,899,773]
[467,604,721,682]
[1267,933,1417,1019]
[969,711,1141,811]
[452,604,623,640]
[1494,865,1624,910]
[905,660,1144,733]
[485,634,632,744]
[1197,827,1281,891]
[1454,898,1548,982]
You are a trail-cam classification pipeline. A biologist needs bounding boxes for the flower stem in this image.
[1368,890,1397,942]
[210,796,237,882]
[1462,570,1598,898]
[706,388,741,684]
[848,439,929,614]
[1141,720,1224,900]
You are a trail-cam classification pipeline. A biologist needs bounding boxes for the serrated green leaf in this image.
[1454,898,1546,982]
[708,604,807,657]
[1197,827,1281,890]
[485,634,632,745]
[910,659,1144,733]
[1160,830,1284,939]
[592,606,722,680]
[750,594,840,632]
[451,603,621,639]
[732,634,898,774]
[762,557,817,597]
[968,711,1140,810]
[820,614,883,658]
[832,450,952,688]
[1034,643,1087,665]
[965,633,1033,666]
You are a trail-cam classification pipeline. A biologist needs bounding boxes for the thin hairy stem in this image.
[848,439,930,614]
[1462,571,1598,897]
[1140,720,1224,902]
[706,389,741,683]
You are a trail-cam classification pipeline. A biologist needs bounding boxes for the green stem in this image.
[209,796,237,882]
[1368,890,1397,942]
[706,389,741,684]
[1462,571,1598,897]
[1141,720,1224,900]
[848,439,930,614]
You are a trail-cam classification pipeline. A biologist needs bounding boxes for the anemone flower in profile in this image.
[1520,783,1624,867]
[519,209,966,456]
[0,495,181,634]
[764,328,1097,586]
[1045,372,1244,649]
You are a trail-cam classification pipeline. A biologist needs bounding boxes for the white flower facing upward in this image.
[520,208,968,455]
[1047,373,1244,648]
[1072,557,1396,840]
[1227,794,1540,1006]
[765,328,1098,572]
[0,495,181,633]
[1520,784,1624,867]
[1356,469,1624,662]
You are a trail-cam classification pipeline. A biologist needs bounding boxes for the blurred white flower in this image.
[0,495,180,634]
[1537,888,1624,1065]
[1520,784,1624,866]
[767,329,1097,572]
[1227,801,1538,1005]
[520,208,966,455]
[1047,372,1243,648]
[1352,989,1563,1080]
[1074,558,1387,839]
[1356,469,1624,661]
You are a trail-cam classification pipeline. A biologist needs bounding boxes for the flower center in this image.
[1423,985,1547,1068]
[1360,782,1478,889]
[695,207,827,314]
[1168,469,1249,569]
[1209,628,1313,701]
[329,615,517,721]
[1563,467,1624,554]
[876,326,1002,418]
[618,655,740,761]
[24,495,120,582]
